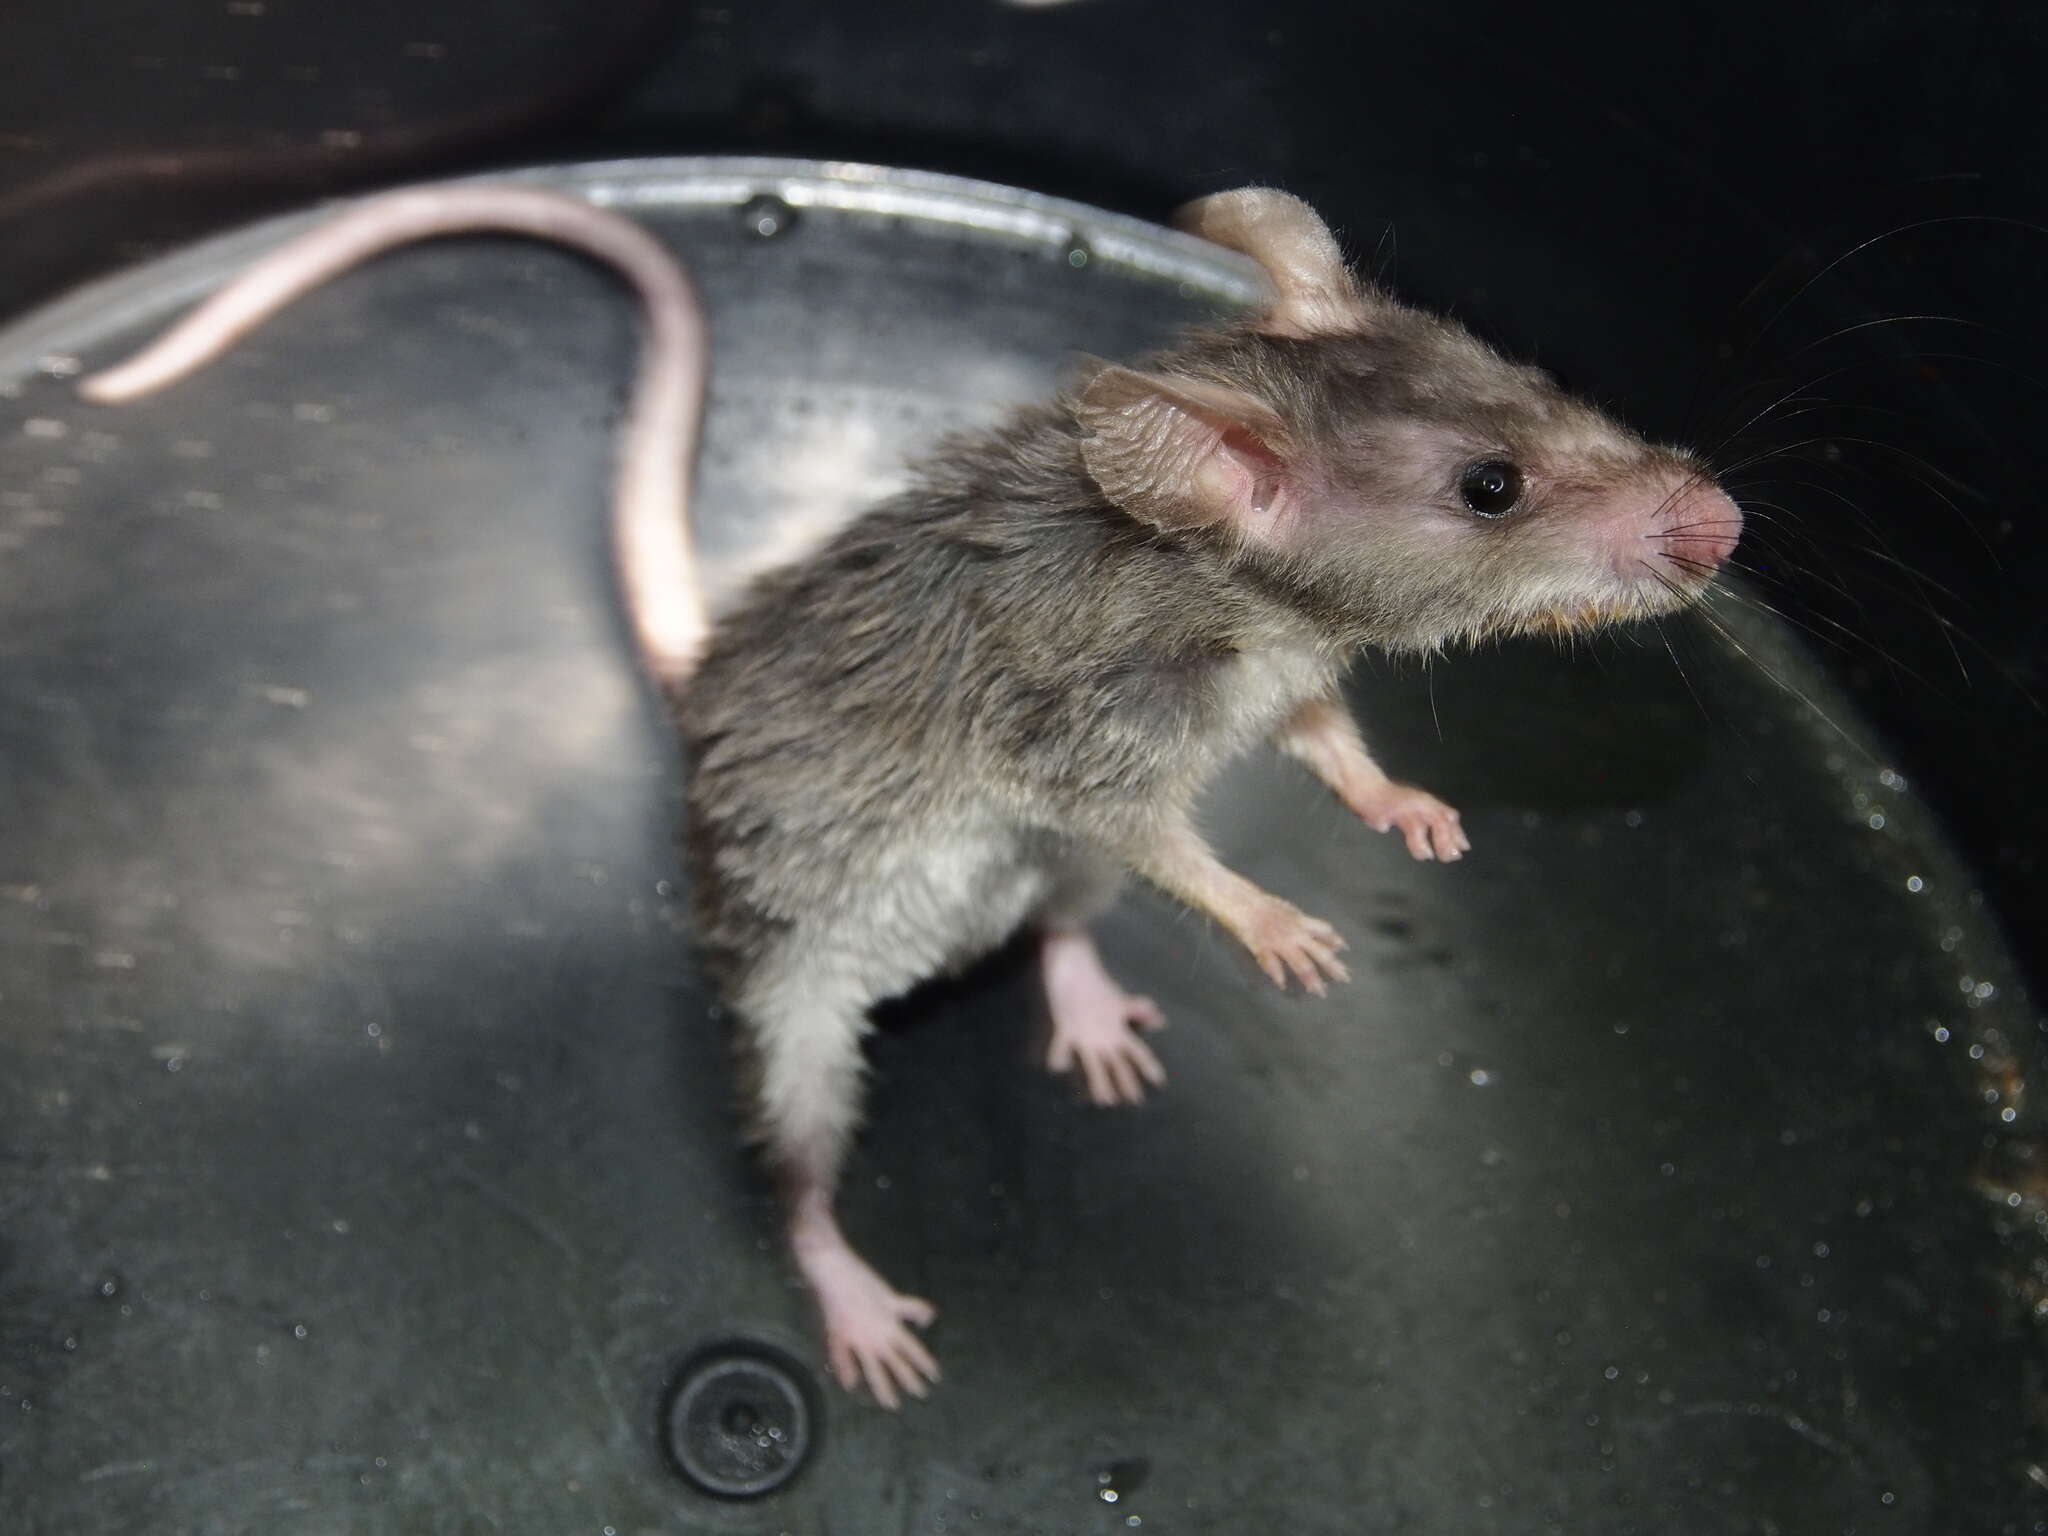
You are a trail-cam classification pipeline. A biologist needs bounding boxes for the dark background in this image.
[0,0,2040,980]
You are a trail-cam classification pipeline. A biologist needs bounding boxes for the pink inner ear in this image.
[1210,424,1296,545]
[1077,363,1302,544]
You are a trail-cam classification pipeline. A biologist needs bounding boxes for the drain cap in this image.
[662,1345,816,1499]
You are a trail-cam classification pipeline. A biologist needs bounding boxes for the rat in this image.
[77,180,1742,1409]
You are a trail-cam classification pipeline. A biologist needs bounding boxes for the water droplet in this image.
[23,419,67,439]
[1064,236,1092,269]
[1100,1489,1119,1504]
[293,1323,308,1339]
[1867,812,1887,830]
[1469,1068,1492,1086]
[1623,809,1644,828]
[739,194,796,239]
[1906,875,1924,892]
[1603,1365,1619,1381]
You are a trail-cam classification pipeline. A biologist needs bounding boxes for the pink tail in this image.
[78,184,712,693]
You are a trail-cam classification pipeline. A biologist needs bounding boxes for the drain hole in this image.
[661,1341,817,1499]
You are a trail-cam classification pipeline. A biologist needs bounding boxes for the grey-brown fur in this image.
[686,234,1733,1179]
[686,395,1288,991]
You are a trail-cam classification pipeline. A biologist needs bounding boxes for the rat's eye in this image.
[1458,459,1523,519]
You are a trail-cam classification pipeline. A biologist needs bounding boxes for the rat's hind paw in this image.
[811,1250,940,1410]
[1043,928,1169,1106]
[1242,896,1350,995]
[827,1299,938,1412]
[1048,994,1168,1107]
[1347,780,1470,862]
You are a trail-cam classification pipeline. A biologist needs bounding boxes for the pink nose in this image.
[1656,484,1743,573]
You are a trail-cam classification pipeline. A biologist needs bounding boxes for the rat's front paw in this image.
[1347,779,1469,862]
[1239,895,1350,995]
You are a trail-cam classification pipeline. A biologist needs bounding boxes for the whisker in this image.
[1704,575,1949,691]
[1643,592,1714,727]
[1646,521,1746,538]
[1750,214,2048,349]
[1638,561,1871,756]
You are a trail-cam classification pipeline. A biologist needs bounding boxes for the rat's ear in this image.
[1075,363,1300,545]
[1175,188,1367,338]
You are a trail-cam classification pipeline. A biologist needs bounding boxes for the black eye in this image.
[1458,459,1523,519]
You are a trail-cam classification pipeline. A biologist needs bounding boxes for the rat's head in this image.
[1075,189,1742,652]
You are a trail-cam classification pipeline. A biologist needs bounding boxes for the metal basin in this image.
[0,158,2032,1534]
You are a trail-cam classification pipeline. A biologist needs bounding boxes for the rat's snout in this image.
[1648,482,1743,579]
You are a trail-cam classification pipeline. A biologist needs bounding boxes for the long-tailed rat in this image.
[76,181,1743,1408]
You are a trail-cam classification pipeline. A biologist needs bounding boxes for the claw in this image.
[1241,893,1349,994]
[1349,780,1468,864]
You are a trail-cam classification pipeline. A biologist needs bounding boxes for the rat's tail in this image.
[77,184,711,695]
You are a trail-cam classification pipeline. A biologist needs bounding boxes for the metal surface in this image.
[0,158,2035,1533]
